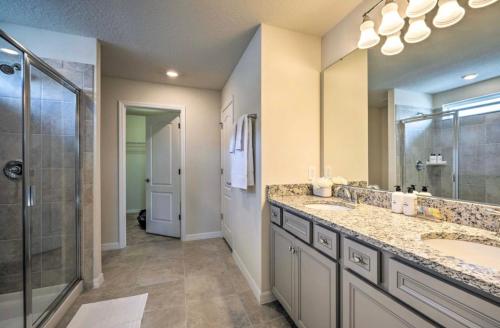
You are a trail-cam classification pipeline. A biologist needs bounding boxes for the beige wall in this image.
[260,24,321,292]
[222,24,321,302]
[368,106,388,189]
[101,76,221,244]
[221,27,263,296]
[322,49,368,181]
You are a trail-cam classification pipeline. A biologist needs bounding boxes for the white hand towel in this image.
[231,114,254,189]
[229,122,237,153]
[235,115,245,151]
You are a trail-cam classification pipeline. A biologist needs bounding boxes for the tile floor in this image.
[57,214,294,327]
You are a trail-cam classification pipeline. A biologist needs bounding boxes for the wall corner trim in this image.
[92,272,104,289]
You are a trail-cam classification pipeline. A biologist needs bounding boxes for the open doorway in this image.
[118,102,186,248]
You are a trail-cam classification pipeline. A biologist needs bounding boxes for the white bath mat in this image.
[67,294,148,328]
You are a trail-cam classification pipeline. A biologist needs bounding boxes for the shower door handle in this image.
[27,185,36,207]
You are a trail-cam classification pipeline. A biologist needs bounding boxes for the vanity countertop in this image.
[268,194,500,300]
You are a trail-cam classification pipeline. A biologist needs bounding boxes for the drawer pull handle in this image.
[319,237,329,246]
[352,254,366,265]
[288,246,296,254]
[272,211,278,217]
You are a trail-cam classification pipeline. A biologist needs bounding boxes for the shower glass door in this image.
[0,30,80,328]
[29,64,79,325]
[0,36,24,328]
[401,113,457,198]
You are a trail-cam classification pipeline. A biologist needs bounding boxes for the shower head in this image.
[0,63,21,75]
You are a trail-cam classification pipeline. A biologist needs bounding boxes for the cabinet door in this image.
[342,270,436,328]
[296,239,337,328]
[271,224,296,317]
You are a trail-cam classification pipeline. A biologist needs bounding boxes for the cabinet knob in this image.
[319,237,329,246]
[352,254,365,265]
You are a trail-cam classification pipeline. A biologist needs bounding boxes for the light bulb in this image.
[382,32,405,56]
[468,0,498,8]
[378,1,405,36]
[404,16,432,43]
[166,69,179,78]
[433,0,465,28]
[406,0,438,17]
[357,19,381,49]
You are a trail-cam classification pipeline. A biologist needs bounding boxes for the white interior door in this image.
[221,102,234,246]
[146,115,181,237]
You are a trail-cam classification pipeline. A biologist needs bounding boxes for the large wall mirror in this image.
[321,2,500,205]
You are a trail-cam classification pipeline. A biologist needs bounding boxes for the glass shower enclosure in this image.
[399,101,500,204]
[0,30,80,327]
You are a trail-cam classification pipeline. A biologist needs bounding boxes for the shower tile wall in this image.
[459,111,500,204]
[0,54,23,296]
[29,66,78,292]
[0,58,96,297]
[44,58,96,289]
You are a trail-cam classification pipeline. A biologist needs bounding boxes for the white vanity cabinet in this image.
[271,224,338,328]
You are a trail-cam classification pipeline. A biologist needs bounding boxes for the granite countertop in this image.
[269,194,500,300]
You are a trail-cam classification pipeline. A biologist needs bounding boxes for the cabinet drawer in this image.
[283,210,311,244]
[343,238,379,284]
[388,258,500,328]
[270,205,282,226]
[342,269,435,328]
[313,224,338,260]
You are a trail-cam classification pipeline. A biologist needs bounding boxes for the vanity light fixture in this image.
[382,32,405,56]
[378,0,405,36]
[404,15,432,43]
[0,47,19,56]
[433,0,465,28]
[406,0,438,17]
[166,69,179,78]
[357,16,381,49]
[468,0,498,7]
[462,73,478,80]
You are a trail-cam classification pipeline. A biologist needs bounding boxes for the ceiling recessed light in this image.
[166,69,179,78]
[0,48,19,56]
[462,73,478,80]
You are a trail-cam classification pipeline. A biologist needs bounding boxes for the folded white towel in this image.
[231,114,254,189]
[229,122,237,153]
[235,115,245,151]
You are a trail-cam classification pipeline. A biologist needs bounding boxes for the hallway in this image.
[57,218,293,327]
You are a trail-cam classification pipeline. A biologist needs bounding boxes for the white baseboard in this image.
[232,250,275,304]
[183,231,223,241]
[93,272,104,289]
[101,242,121,251]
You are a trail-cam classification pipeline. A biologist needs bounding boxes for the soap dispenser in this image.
[419,186,432,197]
[403,187,418,216]
[391,186,404,214]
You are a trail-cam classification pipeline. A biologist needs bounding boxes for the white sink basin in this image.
[423,239,500,270]
[304,203,353,212]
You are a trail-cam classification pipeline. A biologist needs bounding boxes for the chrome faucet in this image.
[334,185,358,204]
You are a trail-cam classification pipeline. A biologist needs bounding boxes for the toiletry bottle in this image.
[419,186,432,197]
[391,186,404,214]
[410,184,418,195]
[403,187,418,216]
[430,153,436,163]
[437,153,443,163]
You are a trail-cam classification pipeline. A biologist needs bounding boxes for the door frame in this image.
[118,101,186,247]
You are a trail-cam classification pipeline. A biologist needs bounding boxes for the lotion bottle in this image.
[391,186,404,214]
[419,186,432,197]
[403,187,418,216]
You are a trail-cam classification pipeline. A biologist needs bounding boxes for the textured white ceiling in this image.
[0,0,361,90]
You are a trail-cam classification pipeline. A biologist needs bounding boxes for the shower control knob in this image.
[3,160,23,181]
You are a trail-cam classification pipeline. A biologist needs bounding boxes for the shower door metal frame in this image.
[399,111,459,199]
[0,28,82,328]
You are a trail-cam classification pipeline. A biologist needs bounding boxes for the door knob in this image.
[145,178,150,183]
